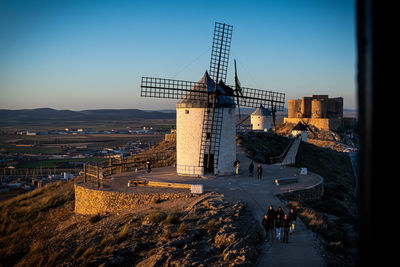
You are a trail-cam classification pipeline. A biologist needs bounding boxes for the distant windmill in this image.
[141,22,285,176]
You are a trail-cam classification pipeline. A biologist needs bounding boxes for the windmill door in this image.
[203,154,214,173]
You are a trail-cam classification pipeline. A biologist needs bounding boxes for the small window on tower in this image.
[185,110,189,114]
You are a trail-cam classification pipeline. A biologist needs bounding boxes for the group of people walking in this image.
[233,160,298,244]
[234,159,263,180]
[261,205,297,244]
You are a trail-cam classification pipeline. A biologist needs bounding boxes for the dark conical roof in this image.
[292,121,308,131]
[176,71,235,108]
[251,104,271,116]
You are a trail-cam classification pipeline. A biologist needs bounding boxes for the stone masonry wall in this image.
[74,183,192,215]
[283,117,342,131]
[277,177,324,202]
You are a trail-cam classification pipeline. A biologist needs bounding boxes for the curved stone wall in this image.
[74,183,192,215]
[277,176,324,202]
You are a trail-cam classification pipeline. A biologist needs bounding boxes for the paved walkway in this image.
[106,145,325,266]
[281,138,301,166]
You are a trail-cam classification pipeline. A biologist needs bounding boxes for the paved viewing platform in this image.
[103,145,322,199]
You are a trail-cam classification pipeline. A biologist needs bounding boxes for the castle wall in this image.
[283,118,343,131]
[287,95,343,120]
[301,97,312,118]
[288,99,301,118]
[327,97,343,118]
[311,99,328,118]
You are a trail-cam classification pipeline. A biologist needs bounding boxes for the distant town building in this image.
[26,131,37,136]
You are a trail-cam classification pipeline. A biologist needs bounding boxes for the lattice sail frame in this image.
[141,77,285,110]
[209,22,233,84]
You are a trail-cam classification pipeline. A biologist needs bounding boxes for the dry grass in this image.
[0,182,262,267]
[89,213,102,224]
[118,224,130,241]
[0,179,75,266]
[147,211,167,224]
[204,219,218,233]
[177,222,186,235]
[163,213,179,225]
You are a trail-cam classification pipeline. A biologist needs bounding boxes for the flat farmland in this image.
[1,134,165,152]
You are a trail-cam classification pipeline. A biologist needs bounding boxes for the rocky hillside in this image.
[274,122,359,152]
[0,178,262,266]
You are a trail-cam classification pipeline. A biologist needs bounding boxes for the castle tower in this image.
[176,71,236,176]
[251,104,271,131]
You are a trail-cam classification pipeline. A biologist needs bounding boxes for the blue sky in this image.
[0,0,356,110]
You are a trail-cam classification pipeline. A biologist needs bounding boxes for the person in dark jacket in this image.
[257,164,262,180]
[275,214,283,240]
[267,205,276,238]
[288,208,297,233]
[276,206,284,220]
[249,160,254,176]
[261,214,270,240]
[282,214,292,243]
[146,159,151,173]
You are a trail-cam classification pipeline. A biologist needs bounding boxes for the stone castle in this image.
[284,95,344,130]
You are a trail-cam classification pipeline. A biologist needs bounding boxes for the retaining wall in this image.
[283,118,342,131]
[74,183,192,215]
[277,176,324,202]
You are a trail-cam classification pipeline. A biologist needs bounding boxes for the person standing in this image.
[257,164,262,180]
[276,206,284,220]
[261,214,270,240]
[234,160,240,175]
[288,208,297,233]
[267,205,276,239]
[275,213,282,240]
[249,160,254,177]
[146,159,152,173]
[282,214,292,243]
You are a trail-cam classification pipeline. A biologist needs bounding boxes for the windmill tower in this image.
[140,22,285,177]
[176,71,236,176]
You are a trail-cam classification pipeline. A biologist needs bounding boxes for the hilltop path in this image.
[108,145,325,266]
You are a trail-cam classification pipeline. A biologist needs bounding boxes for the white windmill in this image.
[140,22,285,176]
[251,104,272,131]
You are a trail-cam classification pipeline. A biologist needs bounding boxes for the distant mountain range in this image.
[0,107,357,125]
[0,108,176,125]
